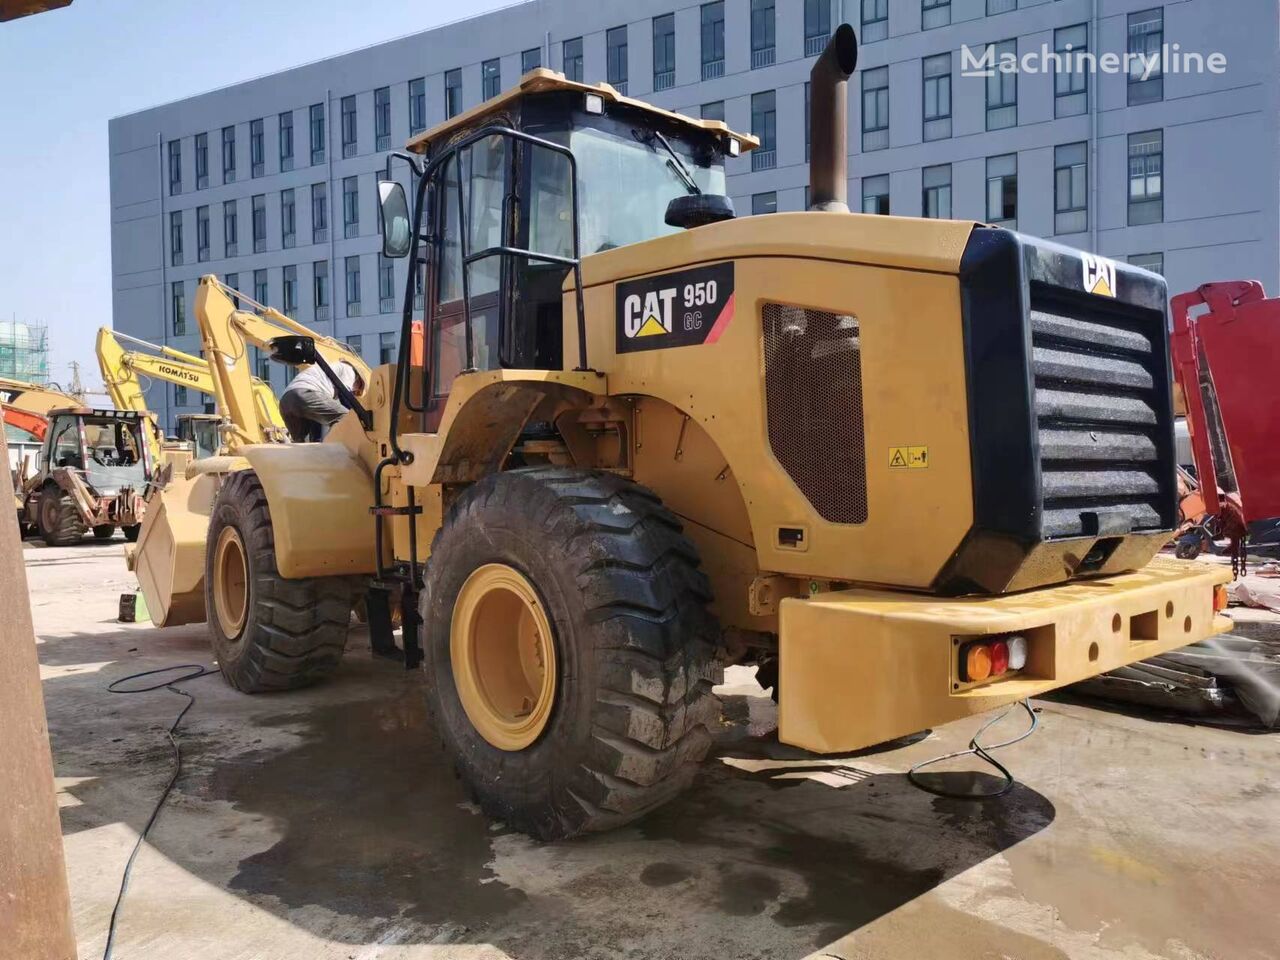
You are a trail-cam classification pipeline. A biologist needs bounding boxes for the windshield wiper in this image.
[632,128,701,195]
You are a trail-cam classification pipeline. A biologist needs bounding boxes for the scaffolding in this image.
[0,319,50,383]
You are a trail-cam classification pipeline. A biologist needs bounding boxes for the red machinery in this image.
[1171,281,1280,565]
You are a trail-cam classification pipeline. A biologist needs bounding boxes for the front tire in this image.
[205,470,355,692]
[420,468,722,840]
[93,524,117,541]
[123,523,142,543]
[39,487,86,546]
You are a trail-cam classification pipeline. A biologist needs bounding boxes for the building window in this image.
[346,334,363,358]
[279,111,294,171]
[281,188,296,248]
[522,48,541,73]
[223,199,237,257]
[171,281,185,335]
[282,265,298,318]
[379,254,395,312]
[253,269,268,310]
[194,132,208,189]
[309,103,325,165]
[312,182,328,243]
[345,256,361,317]
[343,176,358,239]
[986,154,1017,228]
[1130,252,1164,275]
[1128,130,1163,225]
[700,2,725,80]
[1054,142,1088,235]
[251,194,266,253]
[221,125,235,182]
[986,40,1017,130]
[225,273,239,306]
[196,205,210,262]
[169,210,182,266]
[1054,24,1088,117]
[173,384,188,407]
[922,164,951,219]
[862,0,888,44]
[250,118,264,177]
[862,174,890,215]
[379,331,396,364]
[987,0,1016,14]
[751,192,777,216]
[804,0,831,55]
[167,139,181,195]
[862,66,889,151]
[409,78,426,134]
[563,37,584,84]
[482,59,501,101]
[701,101,724,122]
[804,81,810,159]
[921,0,950,30]
[922,53,951,141]
[313,260,330,321]
[606,26,628,93]
[445,68,463,118]
[1128,8,1163,104]
[750,0,775,69]
[374,87,390,151]
[652,16,674,90]
[750,91,776,170]
[341,96,357,158]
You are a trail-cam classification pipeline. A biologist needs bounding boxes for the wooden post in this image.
[0,430,77,958]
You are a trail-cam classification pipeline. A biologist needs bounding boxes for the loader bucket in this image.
[131,467,222,626]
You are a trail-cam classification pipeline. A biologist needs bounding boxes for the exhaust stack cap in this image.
[808,24,859,213]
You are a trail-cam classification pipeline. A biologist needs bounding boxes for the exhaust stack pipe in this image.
[808,24,859,212]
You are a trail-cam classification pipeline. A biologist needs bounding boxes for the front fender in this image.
[242,443,376,578]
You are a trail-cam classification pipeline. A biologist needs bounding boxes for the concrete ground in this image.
[25,538,1280,960]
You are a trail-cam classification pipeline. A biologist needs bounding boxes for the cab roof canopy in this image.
[405,68,758,156]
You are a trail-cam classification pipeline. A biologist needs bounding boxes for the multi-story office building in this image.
[110,0,1279,431]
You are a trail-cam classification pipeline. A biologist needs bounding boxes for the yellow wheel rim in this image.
[451,563,557,752]
[213,525,249,637]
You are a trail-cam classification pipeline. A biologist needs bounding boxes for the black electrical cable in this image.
[907,699,1039,800]
[101,663,217,960]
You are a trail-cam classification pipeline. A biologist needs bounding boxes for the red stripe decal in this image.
[705,292,736,345]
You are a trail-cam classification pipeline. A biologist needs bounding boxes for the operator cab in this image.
[44,408,154,492]
[378,70,756,429]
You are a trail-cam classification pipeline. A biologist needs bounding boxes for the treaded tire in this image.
[205,469,355,692]
[93,524,117,541]
[40,487,86,546]
[123,524,142,543]
[420,467,723,840]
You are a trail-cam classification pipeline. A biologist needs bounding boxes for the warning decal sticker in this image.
[888,446,929,469]
[615,262,735,354]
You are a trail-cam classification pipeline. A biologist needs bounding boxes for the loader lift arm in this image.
[193,276,369,454]
[95,326,286,439]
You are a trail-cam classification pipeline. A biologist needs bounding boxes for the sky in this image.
[0,0,517,395]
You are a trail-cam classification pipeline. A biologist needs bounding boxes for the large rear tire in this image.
[205,469,355,692]
[39,487,86,546]
[420,467,722,840]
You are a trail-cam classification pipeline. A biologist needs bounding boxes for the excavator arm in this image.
[194,275,369,454]
[95,327,286,438]
[0,376,82,441]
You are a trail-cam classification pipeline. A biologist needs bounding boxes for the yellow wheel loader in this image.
[95,327,286,460]
[132,27,1231,839]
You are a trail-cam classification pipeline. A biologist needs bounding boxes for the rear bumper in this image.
[777,557,1232,753]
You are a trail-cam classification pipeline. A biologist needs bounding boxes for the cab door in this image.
[424,135,511,431]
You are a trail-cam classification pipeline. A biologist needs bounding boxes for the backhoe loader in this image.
[96,327,285,460]
[132,28,1232,840]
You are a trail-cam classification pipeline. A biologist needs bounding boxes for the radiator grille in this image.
[1030,287,1172,539]
[762,304,868,524]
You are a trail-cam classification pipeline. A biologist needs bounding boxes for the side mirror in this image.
[378,180,412,259]
[268,335,318,366]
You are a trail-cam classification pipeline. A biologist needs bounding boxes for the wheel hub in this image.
[450,563,557,751]
[212,525,249,638]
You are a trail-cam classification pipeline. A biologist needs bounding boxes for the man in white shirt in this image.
[278,360,363,442]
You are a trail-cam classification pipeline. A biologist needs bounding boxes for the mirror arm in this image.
[309,352,373,431]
